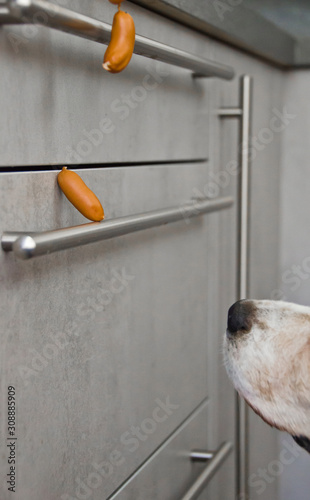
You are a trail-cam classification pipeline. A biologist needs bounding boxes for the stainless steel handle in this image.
[181,441,233,500]
[218,75,253,500]
[0,0,234,80]
[236,75,252,500]
[1,196,233,259]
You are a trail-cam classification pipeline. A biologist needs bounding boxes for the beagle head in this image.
[223,299,310,452]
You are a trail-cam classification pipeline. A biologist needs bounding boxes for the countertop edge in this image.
[130,0,308,69]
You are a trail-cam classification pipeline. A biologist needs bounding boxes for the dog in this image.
[223,299,310,453]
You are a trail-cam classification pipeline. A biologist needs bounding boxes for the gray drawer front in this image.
[0,0,211,167]
[0,163,223,499]
[110,401,232,500]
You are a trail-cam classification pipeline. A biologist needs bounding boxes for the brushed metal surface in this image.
[0,0,213,166]
[108,402,229,500]
[0,14,285,500]
[190,451,214,461]
[1,0,234,79]
[218,75,252,500]
[279,70,310,500]
[2,196,233,259]
[211,40,284,500]
[0,163,226,500]
[130,0,296,67]
[181,442,233,500]
[236,75,252,500]
[5,0,310,67]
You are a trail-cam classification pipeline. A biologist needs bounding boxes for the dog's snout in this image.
[227,300,255,337]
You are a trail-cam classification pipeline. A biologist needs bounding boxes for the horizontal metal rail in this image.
[1,196,233,259]
[0,0,235,79]
[218,108,243,117]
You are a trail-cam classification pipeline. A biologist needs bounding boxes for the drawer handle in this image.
[1,0,234,80]
[1,196,233,259]
[219,75,253,499]
[182,441,233,500]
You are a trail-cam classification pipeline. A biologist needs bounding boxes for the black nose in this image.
[227,300,255,336]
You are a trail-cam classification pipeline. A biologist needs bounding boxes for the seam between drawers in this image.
[107,397,209,499]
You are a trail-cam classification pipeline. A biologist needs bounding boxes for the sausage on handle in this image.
[57,167,104,222]
[103,10,135,74]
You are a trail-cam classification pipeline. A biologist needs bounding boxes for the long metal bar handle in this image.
[0,0,234,80]
[237,74,252,500]
[218,75,253,500]
[181,441,233,500]
[1,196,233,260]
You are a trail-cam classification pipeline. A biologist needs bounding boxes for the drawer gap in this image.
[0,158,208,173]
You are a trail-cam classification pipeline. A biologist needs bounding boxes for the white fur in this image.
[223,300,310,437]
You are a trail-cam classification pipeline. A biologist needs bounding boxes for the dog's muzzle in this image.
[226,299,256,339]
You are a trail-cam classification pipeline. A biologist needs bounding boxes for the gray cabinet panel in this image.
[198,79,239,500]
[0,0,211,167]
[0,163,227,499]
[211,38,285,500]
[110,401,217,500]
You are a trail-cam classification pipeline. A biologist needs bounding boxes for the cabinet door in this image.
[0,162,233,500]
[110,400,234,500]
[198,81,239,500]
[109,401,213,500]
[0,0,212,167]
[209,36,284,500]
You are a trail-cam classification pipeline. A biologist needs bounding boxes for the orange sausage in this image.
[109,0,126,4]
[103,10,135,73]
[57,167,104,222]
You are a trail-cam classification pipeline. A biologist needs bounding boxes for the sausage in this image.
[109,0,126,4]
[103,10,135,73]
[57,167,104,222]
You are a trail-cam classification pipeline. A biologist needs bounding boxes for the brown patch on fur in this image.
[256,319,268,330]
[293,313,310,323]
[256,378,274,401]
[292,339,310,408]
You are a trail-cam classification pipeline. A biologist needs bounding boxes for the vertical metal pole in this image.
[218,74,252,500]
[237,74,252,500]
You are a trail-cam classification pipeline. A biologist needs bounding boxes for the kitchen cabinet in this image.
[0,0,211,167]
[209,38,284,500]
[0,1,285,499]
[0,162,236,499]
[110,401,211,500]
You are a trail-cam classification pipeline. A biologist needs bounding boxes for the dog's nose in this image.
[227,300,254,337]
